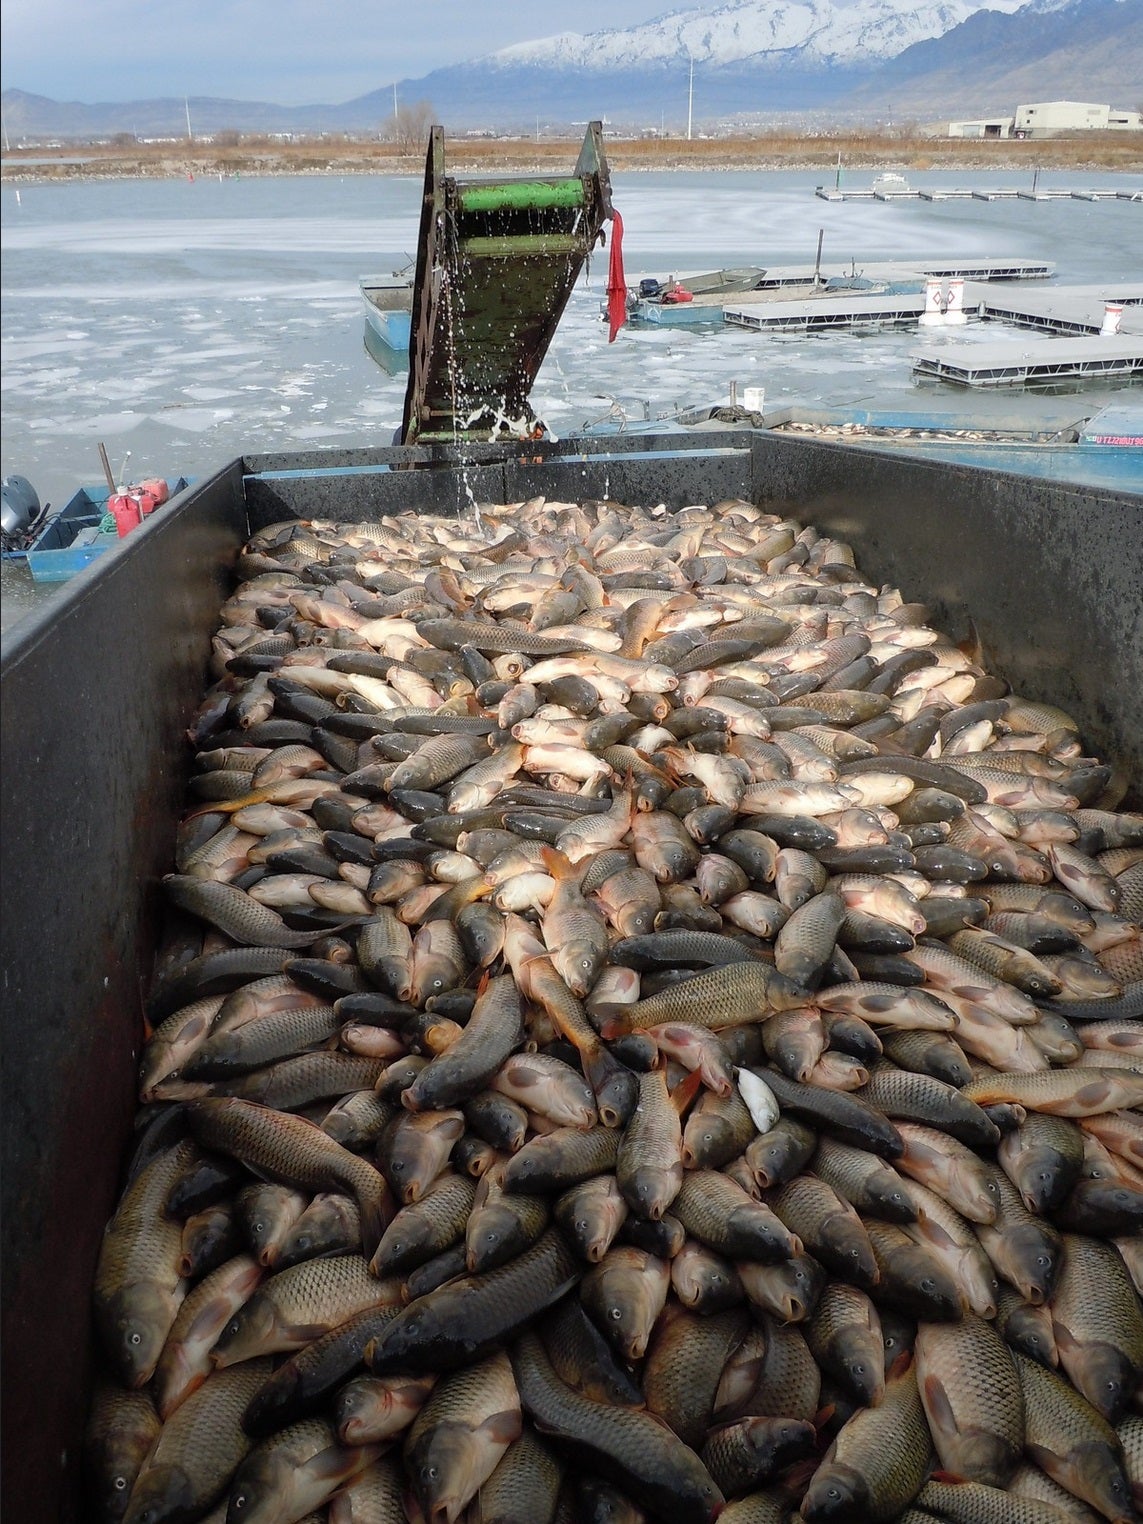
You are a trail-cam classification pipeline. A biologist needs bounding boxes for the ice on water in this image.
[2,166,1138,536]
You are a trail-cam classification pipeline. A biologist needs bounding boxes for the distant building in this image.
[942,116,1013,139]
[925,100,1142,139]
[1013,101,1142,137]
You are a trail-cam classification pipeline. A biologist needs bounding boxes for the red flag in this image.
[606,209,626,343]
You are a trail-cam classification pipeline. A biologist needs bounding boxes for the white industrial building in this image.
[931,100,1142,138]
[1013,101,1142,136]
[944,116,1013,138]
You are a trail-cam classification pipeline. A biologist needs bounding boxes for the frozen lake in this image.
[3,167,1141,628]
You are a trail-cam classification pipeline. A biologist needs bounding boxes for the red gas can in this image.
[108,480,169,537]
[108,493,143,537]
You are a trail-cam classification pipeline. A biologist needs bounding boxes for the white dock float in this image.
[912,336,1143,387]
[917,258,1054,281]
[725,292,926,333]
[816,185,1137,204]
[966,283,1143,337]
[746,259,1054,289]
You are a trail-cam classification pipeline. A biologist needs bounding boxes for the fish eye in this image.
[920,1278,935,1293]
[114,1477,128,1491]
[609,1306,623,1320]
[232,1496,248,1512]
[130,1331,142,1346]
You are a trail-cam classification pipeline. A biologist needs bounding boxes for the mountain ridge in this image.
[2,0,1139,139]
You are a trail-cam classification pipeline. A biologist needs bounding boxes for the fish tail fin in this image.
[357,1176,396,1259]
[669,1066,704,1116]
[596,1008,633,1040]
[539,844,575,881]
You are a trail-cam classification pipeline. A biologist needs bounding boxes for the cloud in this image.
[1,0,669,104]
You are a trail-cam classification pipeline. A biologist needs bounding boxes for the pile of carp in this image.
[89,496,1143,1524]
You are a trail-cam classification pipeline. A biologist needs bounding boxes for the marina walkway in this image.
[911,336,1143,386]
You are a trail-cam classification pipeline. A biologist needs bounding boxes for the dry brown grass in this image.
[3,128,1141,181]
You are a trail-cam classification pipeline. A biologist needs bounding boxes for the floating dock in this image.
[725,291,926,333]
[912,335,1143,387]
[749,258,1054,286]
[628,257,1056,327]
[966,283,1143,336]
[717,281,1142,341]
[816,184,1142,202]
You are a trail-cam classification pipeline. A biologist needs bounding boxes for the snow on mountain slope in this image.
[488,0,1031,72]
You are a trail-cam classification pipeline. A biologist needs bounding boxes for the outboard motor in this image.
[1,476,43,550]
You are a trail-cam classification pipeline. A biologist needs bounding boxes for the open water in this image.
[2,167,1140,630]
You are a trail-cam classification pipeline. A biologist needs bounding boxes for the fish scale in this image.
[803,1358,932,1522]
[123,1359,273,1524]
[915,1316,1025,1486]
[405,1351,522,1524]
[93,1139,196,1390]
[644,1307,751,1450]
[616,1068,684,1220]
[512,1330,724,1524]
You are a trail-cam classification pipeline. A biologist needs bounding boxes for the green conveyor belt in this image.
[457,179,586,213]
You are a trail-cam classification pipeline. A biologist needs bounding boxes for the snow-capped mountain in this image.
[2,0,1137,137]
[489,0,1030,73]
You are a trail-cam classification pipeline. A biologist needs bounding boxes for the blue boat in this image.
[361,275,413,372]
[5,478,189,583]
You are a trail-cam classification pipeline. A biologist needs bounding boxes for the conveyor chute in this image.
[400,122,613,445]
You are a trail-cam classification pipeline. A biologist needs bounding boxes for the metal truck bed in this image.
[1,430,1140,1521]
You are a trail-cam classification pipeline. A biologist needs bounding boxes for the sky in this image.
[0,0,672,104]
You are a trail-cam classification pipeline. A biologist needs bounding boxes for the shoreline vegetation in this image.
[3,129,1142,182]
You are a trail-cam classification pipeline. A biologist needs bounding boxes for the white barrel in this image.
[944,278,967,325]
[919,279,946,326]
[742,386,766,413]
[1101,302,1123,336]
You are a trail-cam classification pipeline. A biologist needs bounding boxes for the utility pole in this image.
[687,50,694,141]
[185,97,193,140]
[393,82,398,126]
